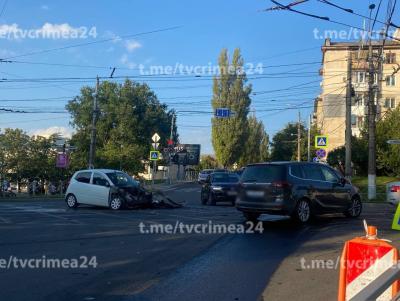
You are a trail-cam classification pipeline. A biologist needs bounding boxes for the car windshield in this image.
[241,165,286,183]
[211,173,239,183]
[106,172,138,187]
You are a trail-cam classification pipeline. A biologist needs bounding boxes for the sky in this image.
[0,0,396,154]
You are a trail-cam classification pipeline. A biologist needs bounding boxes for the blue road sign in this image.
[316,148,327,158]
[215,108,231,118]
[150,151,160,161]
[315,135,328,148]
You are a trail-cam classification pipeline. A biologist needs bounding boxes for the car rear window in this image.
[211,173,239,183]
[75,172,91,183]
[241,165,286,183]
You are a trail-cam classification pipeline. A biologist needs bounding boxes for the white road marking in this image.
[0,216,11,224]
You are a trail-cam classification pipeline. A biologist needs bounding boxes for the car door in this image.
[73,171,92,204]
[321,166,351,209]
[302,164,334,211]
[90,172,111,207]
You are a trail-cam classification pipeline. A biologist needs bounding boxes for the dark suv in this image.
[235,162,362,223]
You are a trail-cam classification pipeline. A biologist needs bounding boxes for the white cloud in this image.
[31,126,73,138]
[38,23,82,39]
[120,54,136,69]
[41,4,49,10]
[125,39,142,52]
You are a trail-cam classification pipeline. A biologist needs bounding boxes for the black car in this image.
[201,172,240,206]
[236,162,362,223]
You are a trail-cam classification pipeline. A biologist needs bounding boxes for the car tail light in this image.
[391,185,400,193]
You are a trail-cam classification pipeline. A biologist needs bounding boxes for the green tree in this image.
[211,48,251,168]
[238,116,269,166]
[270,123,305,161]
[326,136,368,176]
[0,128,30,190]
[66,80,177,174]
[271,121,321,162]
[197,155,219,171]
[375,107,400,176]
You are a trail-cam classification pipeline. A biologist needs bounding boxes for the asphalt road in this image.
[0,182,398,301]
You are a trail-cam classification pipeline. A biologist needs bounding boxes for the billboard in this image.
[171,144,201,165]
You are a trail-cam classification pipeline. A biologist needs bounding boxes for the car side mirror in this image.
[105,181,110,187]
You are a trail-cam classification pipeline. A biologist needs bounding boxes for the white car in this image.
[65,169,150,210]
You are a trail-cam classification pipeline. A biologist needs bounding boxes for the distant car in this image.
[200,172,240,206]
[198,169,214,184]
[236,162,362,223]
[387,182,400,205]
[65,169,152,210]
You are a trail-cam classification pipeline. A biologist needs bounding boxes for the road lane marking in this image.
[0,216,11,224]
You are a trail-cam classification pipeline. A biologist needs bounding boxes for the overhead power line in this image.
[1,26,182,60]
[269,0,400,42]
[317,0,400,29]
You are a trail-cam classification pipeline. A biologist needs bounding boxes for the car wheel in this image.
[344,197,362,218]
[292,199,311,223]
[110,196,123,210]
[208,193,216,206]
[66,194,78,209]
[243,212,260,222]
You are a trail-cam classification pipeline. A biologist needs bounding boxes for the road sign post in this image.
[151,133,161,186]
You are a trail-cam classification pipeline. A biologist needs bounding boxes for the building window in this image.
[351,115,357,127]
[386,75,396,86]
[352,94,364,106]
[386,53,396,64]
[384,97,396,109]
[354,71,366,83]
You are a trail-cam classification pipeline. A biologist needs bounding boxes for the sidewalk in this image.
[0,193,64,202]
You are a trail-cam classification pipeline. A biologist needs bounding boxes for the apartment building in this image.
[315,38,400,154]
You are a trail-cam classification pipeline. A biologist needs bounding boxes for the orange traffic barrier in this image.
[338,222,399,301]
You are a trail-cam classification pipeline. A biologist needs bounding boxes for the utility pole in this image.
[297,111,301,162]
[367,25,376,200]
[345,54,353,179]
[307,114,311,162]
[88,76,99,169]
[168,113,175,184]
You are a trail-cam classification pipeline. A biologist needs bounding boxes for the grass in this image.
[352,176,400,202]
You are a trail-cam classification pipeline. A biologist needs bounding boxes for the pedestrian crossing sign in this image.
[149,151,160,161]
[315,135,328,148]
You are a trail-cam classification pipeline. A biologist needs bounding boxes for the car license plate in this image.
[246,190,264,197]
[227,191,237,196]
